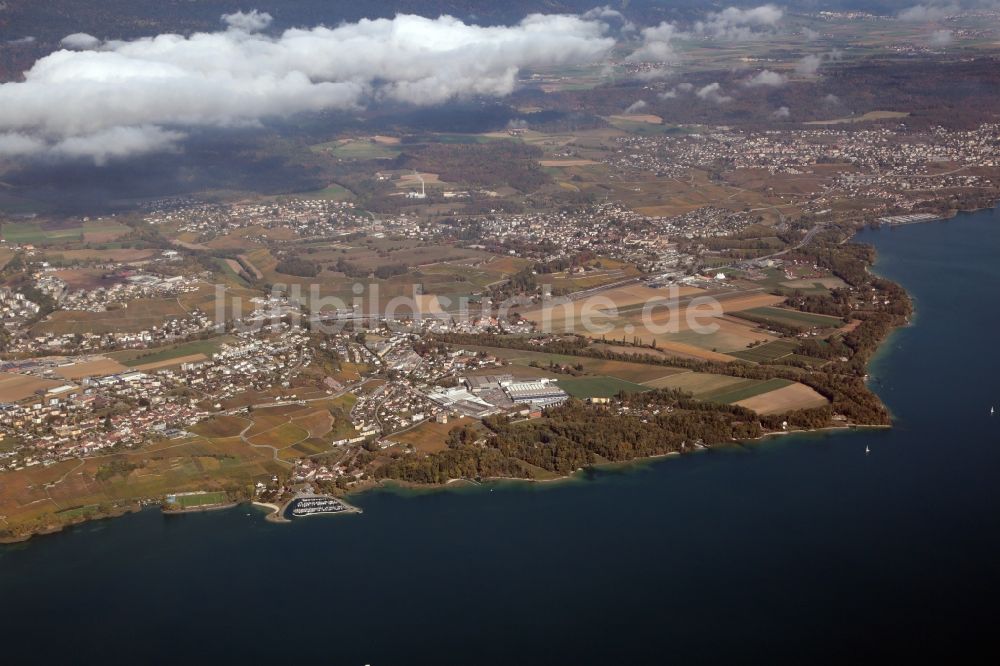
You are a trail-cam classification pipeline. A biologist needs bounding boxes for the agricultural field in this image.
[0,372,71,402]
[734,307,845,330]
[517,283,704,329]
[580,291,784,359]
[734,383,829,415]
[390,416,478,454]
[249,422,309,449]
[457,344,686,384]
[190,415,251,439]
[0,219,130,245]
[313,138,401,160]
[643,372,826,413]
[642,371,750,394]
[539,159,599,167]
[32,298,189,335]
[41,248,156,263]
[698,378,795,405]
[109,337,234,366]
[52,357,129,379]
[726,339,800,363]
[0,248,15,270]
[555,376,650,399]
[295,182,354,201]
[779,277,849,292]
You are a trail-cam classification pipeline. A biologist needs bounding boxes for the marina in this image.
[285,495,361,519]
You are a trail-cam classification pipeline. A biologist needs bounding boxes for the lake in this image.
[2,208,1000,664]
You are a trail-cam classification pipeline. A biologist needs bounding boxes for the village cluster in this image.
[140,198,427,241]
[607,123,1000,212]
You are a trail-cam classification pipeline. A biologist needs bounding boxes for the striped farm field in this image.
[726,339,800,363]
[734,307,844,329]
[699,378,794,405]
[735,383,829,415]
[642,372,749,395]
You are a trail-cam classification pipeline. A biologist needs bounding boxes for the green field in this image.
[736,307,844,329]
[215,257,250,287]
[699,378,794,404]
[113,337,232,367]
[172,491,229,508]
[727,339,800,363]
[555,376,650,399]
[304,183,354,200]
[0,220,130,244]
[431,133,500,144]
[1,222,84,244]
[315,140,400,159]
[784,354,829,368]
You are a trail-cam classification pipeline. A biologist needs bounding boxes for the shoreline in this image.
[162,502,239,516]
[7,204,989,544]
[252,501,292,523]
[363,422,893,498]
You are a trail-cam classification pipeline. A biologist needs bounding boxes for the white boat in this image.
[865,445,870,455]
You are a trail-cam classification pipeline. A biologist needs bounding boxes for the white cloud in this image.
[658,81,693,100]
[695,4,784,41]
[53,126,185,165]
[898,3,960,21]
[627,5,783,63]
[8,36,36,46]
[794,50,843,78]
[772,106,790,118]
[624,100,647,114]
[582,5,635,34]
[696,82,732,104]
[0,13,614,163]
[930,29,954,45]
[0,133,46,156]
[60,33,101,50]
[221,10,273,33]
[745,69,787,87]
[627,21,681,62]
[795,54,823,77]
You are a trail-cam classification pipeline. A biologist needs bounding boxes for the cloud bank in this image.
[627,5,784,63]
[0,12,615,162]
[695,4,784,41]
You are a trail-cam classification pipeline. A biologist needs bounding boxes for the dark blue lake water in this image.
[3,208,1000,664]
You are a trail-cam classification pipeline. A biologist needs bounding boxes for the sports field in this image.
[171,491,229,508]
